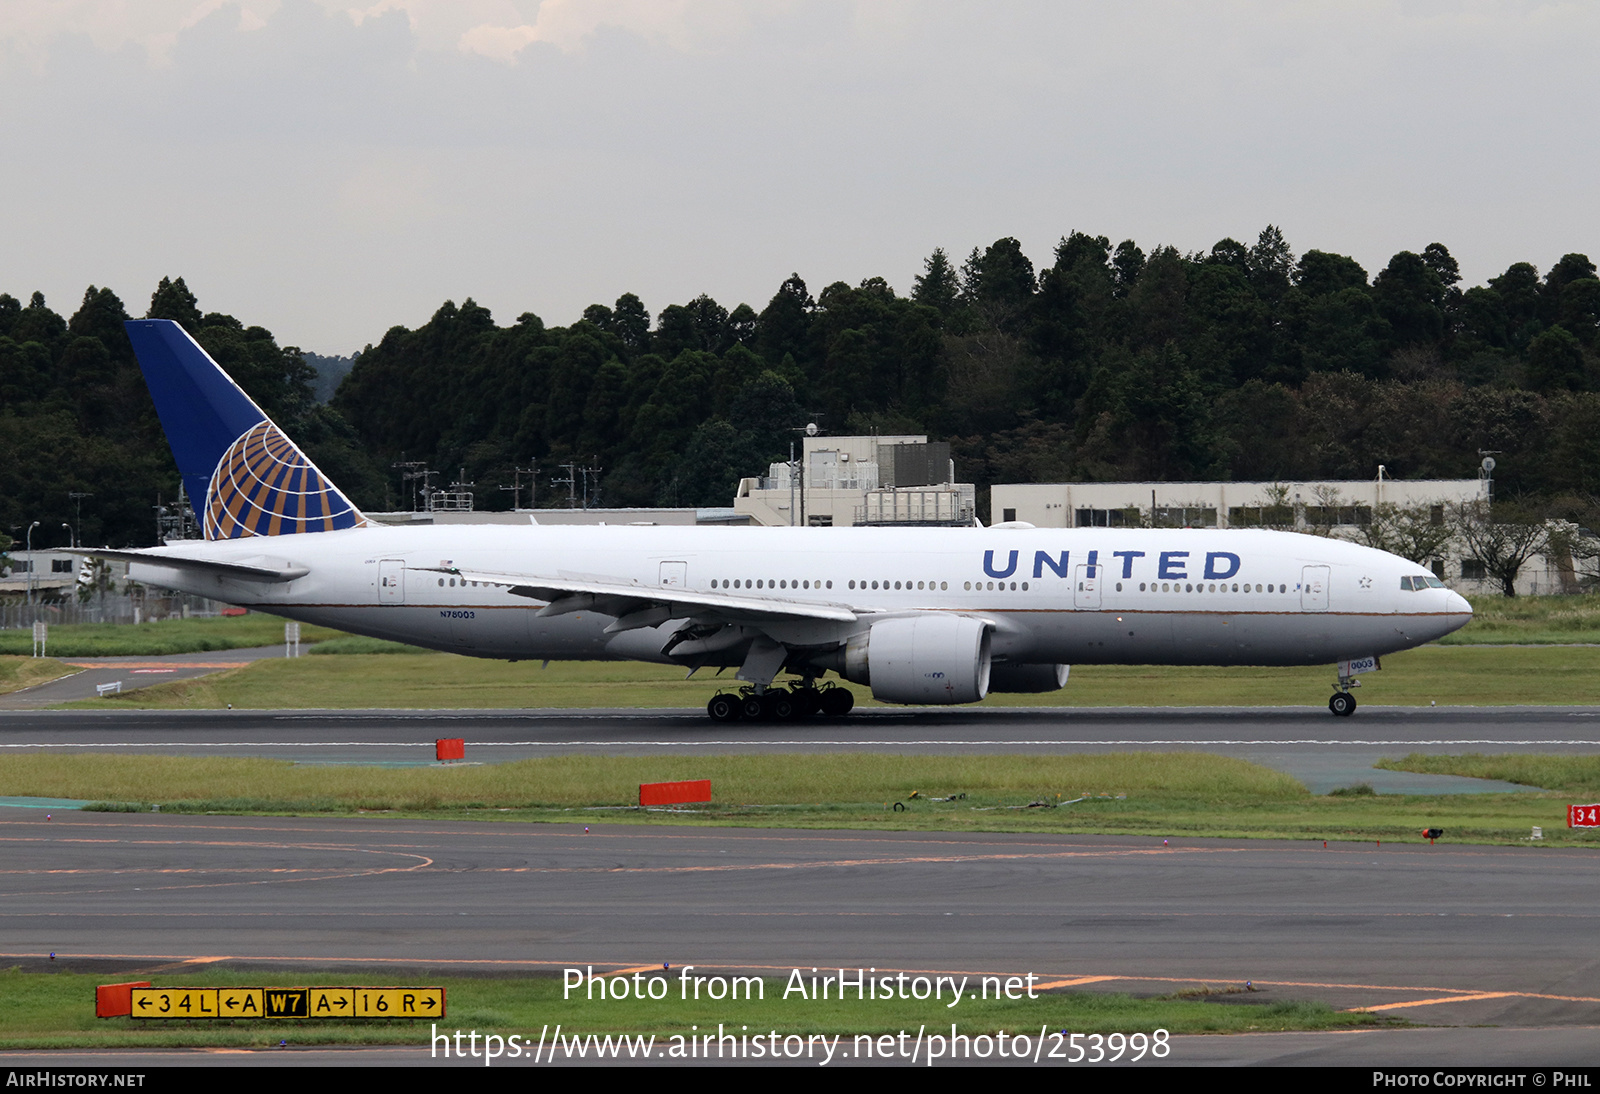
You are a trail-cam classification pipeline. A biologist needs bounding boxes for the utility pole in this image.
[392,460,432,512]
[553,464,578,508]
[68,492,91,548]
[499,465,537,510]
[554,461,603,509]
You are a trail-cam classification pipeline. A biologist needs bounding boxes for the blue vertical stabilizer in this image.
[125,319,366,539]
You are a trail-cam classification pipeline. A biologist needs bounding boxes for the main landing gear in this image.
[706,683,855,723]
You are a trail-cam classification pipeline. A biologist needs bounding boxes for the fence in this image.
[0,594,227,630]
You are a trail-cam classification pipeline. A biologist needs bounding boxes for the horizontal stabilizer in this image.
[72,548,309,583]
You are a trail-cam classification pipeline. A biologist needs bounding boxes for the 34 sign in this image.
[1567,804,1600,828]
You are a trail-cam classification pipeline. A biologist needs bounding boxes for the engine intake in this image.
[841,615,992,705]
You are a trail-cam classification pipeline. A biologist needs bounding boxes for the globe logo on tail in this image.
[204,421,366,539]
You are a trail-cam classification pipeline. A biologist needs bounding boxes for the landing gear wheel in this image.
[792,687,823,717]
[740,694,766,721]
[707,693,741,723]
[1329,692,1356,717]
[820,687,855,717]
[761,691,797,721]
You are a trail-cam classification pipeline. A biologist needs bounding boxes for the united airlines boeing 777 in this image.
[90,319,1473,720]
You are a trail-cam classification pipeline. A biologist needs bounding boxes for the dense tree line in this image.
[0,278,370,548]
[3,227,1599,548]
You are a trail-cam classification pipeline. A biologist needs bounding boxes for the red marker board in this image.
[640,780,711,806]
[1569,804,1600,828]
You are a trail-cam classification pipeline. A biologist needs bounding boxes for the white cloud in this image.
[0,0,1596,351]
[455,0,766,62]
[0,0,285,66]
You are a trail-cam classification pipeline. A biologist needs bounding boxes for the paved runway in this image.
[2,808,1598,1065]
[5,704,1600,792]
[6,704,1600,1065]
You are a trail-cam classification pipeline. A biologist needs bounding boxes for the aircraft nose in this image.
[1448,591,1472,617]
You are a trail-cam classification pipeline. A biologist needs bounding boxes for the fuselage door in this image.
[379,559,405,605]
[1301,565,1330,611]
[659,561,687,587]
[1074,563,1101,609]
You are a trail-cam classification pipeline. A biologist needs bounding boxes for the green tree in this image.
[147,276,202,331]
[911,247,959,314]
[1448,499,1549,597]
[1526,326,1587,391]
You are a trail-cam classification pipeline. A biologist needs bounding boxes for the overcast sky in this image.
[2,0,1596,354]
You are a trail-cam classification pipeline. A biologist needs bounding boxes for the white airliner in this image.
[90,319,1473,721]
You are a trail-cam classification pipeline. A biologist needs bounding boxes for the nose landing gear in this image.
[1329,666,1360,717]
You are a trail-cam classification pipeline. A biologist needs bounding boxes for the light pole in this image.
[25,521,39,614]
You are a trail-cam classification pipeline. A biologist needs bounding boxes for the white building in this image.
[734,435,976,528]
[991,478,1487,530]
[991,477,1580,596]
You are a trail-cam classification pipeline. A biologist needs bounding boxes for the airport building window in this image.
[1228,505,1294,527]
[1304,505,1372,527]
[1076,507,1138,528]
[1153,506,1218,528]
[1461,559,1487,580]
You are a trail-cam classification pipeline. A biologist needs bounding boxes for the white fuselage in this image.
[128,524,1473,669]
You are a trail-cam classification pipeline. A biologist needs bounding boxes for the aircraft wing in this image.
[426,566,859,628]
[71,548,310,583]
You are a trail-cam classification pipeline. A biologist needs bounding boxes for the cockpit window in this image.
[1423,575,1445,588]
[1400,576,1414,590]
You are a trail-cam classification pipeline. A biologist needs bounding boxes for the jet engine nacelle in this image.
[988,662,1070,693]
[841,615,992,704]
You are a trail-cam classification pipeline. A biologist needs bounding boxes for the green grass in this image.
[1440,594,1600,645]
[4,751,1301,811]
[61,644,1600,710]
[0,968,1387,1049]
[1378,753,1600,794]
[307,635,427,654]
[0,613,347,657]
[4,751,1592,844]
[0,656,75,695]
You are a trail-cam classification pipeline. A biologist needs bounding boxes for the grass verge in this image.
[1377,753,1600,794]
[60,644,1600,710]
[0,657,76,695]
[5,752,1593,844]
[0,968,1389,1049]
[1440,594,1600,644]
